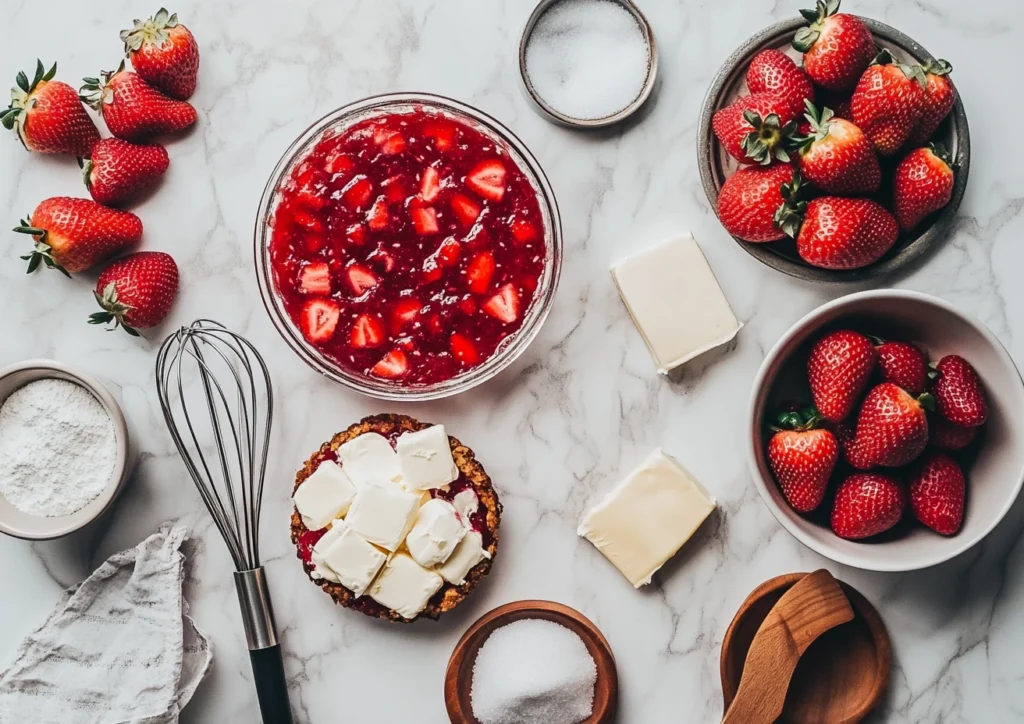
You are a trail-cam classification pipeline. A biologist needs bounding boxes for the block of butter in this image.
[611,234,741,374]
[578,448,716,588]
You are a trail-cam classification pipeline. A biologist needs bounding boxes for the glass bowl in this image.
[254,93,563,401]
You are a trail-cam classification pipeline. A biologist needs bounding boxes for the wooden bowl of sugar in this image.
[445,600,617,724]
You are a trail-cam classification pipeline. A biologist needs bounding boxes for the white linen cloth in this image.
[0,524,212,724]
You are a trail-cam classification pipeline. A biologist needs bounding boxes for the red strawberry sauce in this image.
[269,109,546,386]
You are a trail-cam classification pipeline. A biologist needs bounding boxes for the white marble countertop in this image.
[2,0,1024,721]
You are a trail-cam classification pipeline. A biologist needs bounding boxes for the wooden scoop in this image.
[722,569,854,724]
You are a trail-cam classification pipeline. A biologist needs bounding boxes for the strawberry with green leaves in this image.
[767,407,839,513]
[907,60,955,147]
[831,472,906,539]
[792,0,876,92]
[746,49,815,118]
[851,50,927,156]
[711,93,797,165]
[717,163,794,242]
[892,144,955,232]
[1,61,99,156]
[89,251,178,335]
[80,62,196,141]
[121,8,200,100]
[81,138,170,207]
[847,382,932,469]
[793,100,880,195]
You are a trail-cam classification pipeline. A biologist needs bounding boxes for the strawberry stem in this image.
[89,282,140,336]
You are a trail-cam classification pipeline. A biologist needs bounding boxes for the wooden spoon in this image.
[721,569,854,724]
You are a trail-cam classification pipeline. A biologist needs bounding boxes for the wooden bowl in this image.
[445,600,618,723]
[697,17,970,283]
[721,573,891,724]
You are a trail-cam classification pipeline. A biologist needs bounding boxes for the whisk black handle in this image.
[250,645,293,724]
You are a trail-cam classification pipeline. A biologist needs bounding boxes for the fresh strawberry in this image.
[423,120,456,150]
[711,92,796,165]
[767,407,838,513]
[847,382,932,469]
[374,128,406,155]
[342,176,373,210]
[716,163,794,243]
[466,251,496,294]
[411,206,439,235]
[345,264,378,296]
[831,473,906,539]
[808,330,877,422]
[892,144,954,232]
[930,416,978,451]
[792,0,875,92]
[419,167,441,203]
[298,262,331,295]
[482,284,520,323]
[908,451,965,535]
[1,61,99,156]
[907,60,955,147]
[371,349,409,379]
[350,313,385,349]
[120,8,200,100]
[436,238,461,267]
[89,251,178,335]
[300,299,340,344]
[875,340,928,395]
[932,355,988,427]
[80,62,197,141]
[346,223,367,246]
[466,159,506,201]
[366,196,389,231]
[81,138,169,207]
[451,193,481,227]
[390,299,422,335]
[14,197,143,276]
[850,50,927,156]
[746,49,816,118]
[793,101,880,195]
[450,332,480,366]
[511,217,537,243]
[780,193,899,270]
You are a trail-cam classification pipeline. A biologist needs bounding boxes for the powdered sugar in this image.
[0,378,117,517]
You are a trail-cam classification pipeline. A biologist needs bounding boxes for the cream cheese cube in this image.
[369,553,444,619]
[319,520,387,597]
[292,461,358,530]
[396,425,459,490]
[405,498,466,568]
[578,448,716,588]
[437,530,490,585]
[345,480,423,551]
[310,524,344,583]
[337,432,402,487]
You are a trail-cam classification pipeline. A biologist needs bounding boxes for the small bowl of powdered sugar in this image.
[0,360,130,540]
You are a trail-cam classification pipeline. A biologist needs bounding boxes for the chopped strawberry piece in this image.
[293,211,323,232]
[412,207,439,235]
[482,283,520,323]
[342,176,373,210]
[437,237,461,267]
[371,349,409,379]
[374,128,407,155]
[423,121,456,150]
[450,333,480,365]
[368,248,396,273]
[300,299,340,343]
[466,159,506,202]
[303,234,325,254]
[345,263,378,295]
[296,187,327,211]
[464,225,491,251]
[459,296,477,315]
[382,175,408,203]
[422,261,444,283]
[420,167,441,203]
[390,298,422,335]
[451,193,481,227]
[298,262,331,295]
[511,217,537,243]
[466,251,496,295]
[346,223,367,246]
[521,274,538,294]
[324,150,354,175]
[367,196,389,231]
[350,313,385,349]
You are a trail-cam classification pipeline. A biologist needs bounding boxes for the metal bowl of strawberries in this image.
[698,2,970,283]
[747,290,1024,572]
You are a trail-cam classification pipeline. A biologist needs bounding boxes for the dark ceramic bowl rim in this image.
[697,17,970,284]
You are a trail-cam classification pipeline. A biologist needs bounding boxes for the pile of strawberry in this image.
[713,0,957,271]
[1,8,199,336]
[767,328,989,540]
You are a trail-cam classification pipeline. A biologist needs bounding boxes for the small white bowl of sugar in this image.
[0,360,131,540]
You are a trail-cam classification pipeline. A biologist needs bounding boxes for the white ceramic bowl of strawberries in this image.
[699,1,969,283]
[748,290,1024,572]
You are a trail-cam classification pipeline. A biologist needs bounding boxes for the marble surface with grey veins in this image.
[2,0,1024,721]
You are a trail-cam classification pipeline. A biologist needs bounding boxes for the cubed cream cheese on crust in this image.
[310,523,345,583]
[437,530,489,585]
[369,553,444,619]
[319,520,387,597]
[612,234,741,375]
[345,480,423,551]
[405,498,466,568]
[578,448,716,588]
[396,425,459,490]
[337,432,402,487]
[293,461,358,530]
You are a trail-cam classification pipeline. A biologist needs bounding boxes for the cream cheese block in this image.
[292,461,358,530]
[396,425,459,490]
[318,520,387,597]
[369,553,444,619]
[611,234,741,374]
[405,498,466,568]
[345,480,423,551]
[578,448,716,588]
[337,432,402,486]
[437,530,490,585]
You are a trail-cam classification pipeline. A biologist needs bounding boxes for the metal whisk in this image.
[156,320,292,724]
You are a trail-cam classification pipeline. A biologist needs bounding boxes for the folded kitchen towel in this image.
[0,524,212,724]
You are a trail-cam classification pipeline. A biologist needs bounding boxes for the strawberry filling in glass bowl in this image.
[256,94,561,400]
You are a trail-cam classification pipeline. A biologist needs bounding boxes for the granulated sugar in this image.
[470,618,597,724]
[0,378,117,517]
[524,0,650,120]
